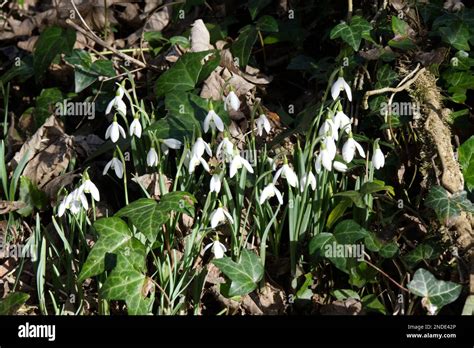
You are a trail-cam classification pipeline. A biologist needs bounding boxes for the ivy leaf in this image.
[248,0,271,20]
[33,26,76,82]
[407,268,462,313]
[438,22,470,51]
[101,253,153,315]
[78,217,136,282]
[333,220,368,244]
[156,51,211,96]
[159,191,197,217]
[362,294,386,314]
[115,198,168,243]
[256,15,279,33]
[425,185,473,222]
[379,242,399,258]
[213,249,264,297]
[458,135,474,191]
[0,292,29,315]
[403,243,439,268]
[16,176,47,217]
[231,25,258,68]
[330,16,372,51]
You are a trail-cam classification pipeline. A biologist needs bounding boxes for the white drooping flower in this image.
[161,138,182,155]
[58,187,89,217]
[259,183,283,205]
[210,206,234,228]
[81,179,100,202]
[372,145,385,170]
[203,109,224,133]
[129,117,142,138]
[209,174,222,194]
[255,114,271,136]
[342,136,365,163]
[216,137,234,162]
[317,140,336,172]
[103,157,124,178]
[147,147,159,167]
[229,151,254,178]
[323,136,337,160]
[189,155,210,173]
[319,117,338,141]
[274,163,298,188]
[267,157,277,171]
[333,110,352,134]
[224,90,240,112]
[192,137,212,158]
[105,83,127,116]
[300,171,316,192]
[203,239,227,259]
[189,138,212,174]
[105,118,126,143]
[331,76,352,101]
[333,161,348,172]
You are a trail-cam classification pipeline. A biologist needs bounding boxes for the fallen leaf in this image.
[191,19,213,52]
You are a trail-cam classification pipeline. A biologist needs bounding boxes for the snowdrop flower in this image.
[255,114,271,136]
[147,147,159,167]
[319,117,338,141]
[103,156,124,178]
[331,76,352,101]
[259,183,283,205]
[323,136,337,160]
[192,137,212,158]
[224,90,240,112]
[129,116,142,138]
[333,110,352,134]
[68,187,89,214]
[342,134,365,163]
[189,155,210,173]
[105,83,127,116]
[229,150,254,178]
[81,179,100,202]
[209,174,222,194]
[58,187,88,217]
[372,142,385,169]
[203,108,224,133]
[300,171,316,192]
[317,142,335,172]
[333,161,348,172]
[210,206,234,228]
[161,138,182,155]
[189,138,212,174]
[105,117,126,143]
[273,162,298,188]
[216,136,234,162]
[203,239,227,259]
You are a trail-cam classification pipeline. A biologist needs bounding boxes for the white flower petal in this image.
[333,161,348,172]
[103,159,113,176]
[210,174,221,193]
[163,138,182,149]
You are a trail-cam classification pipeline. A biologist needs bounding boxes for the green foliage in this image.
[231,25,258,68]
[458,135,474,191]
[425,186,473,222]
[407,268,462,314]
[156,51,213,96]
[0,292,30,314]
[330,16,373,51]
[33,26,76,82]
[213,249,264,297]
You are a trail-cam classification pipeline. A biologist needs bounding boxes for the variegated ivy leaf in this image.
[407,268,462,314]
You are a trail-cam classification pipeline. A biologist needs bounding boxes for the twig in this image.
[362,67,426,109]
[364,258,409,292]
[65,18,148,69]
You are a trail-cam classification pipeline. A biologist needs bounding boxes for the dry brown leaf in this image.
[9,115,74,189]
[17,36,38,53]
[320,298,363,315]
[242,282,287,315]
[0,201,27,215]
[191,19,212,52]
[74,134,105,158]
[144,6,171,32]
